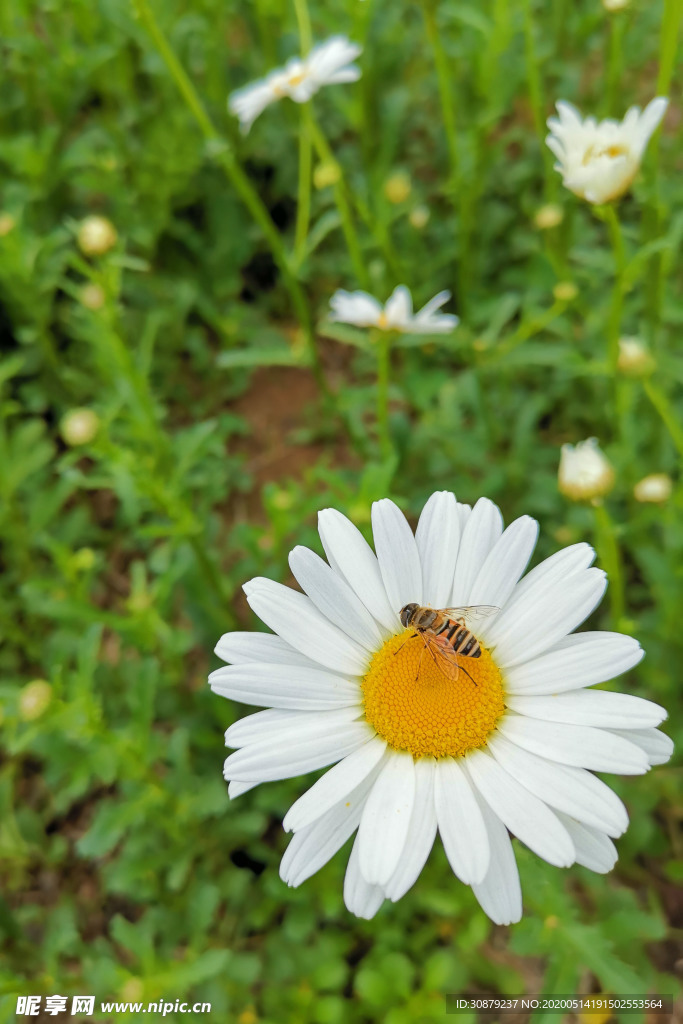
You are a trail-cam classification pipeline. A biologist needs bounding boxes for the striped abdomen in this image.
[435,618,482,658]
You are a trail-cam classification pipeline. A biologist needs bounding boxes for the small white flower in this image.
[559,438,615,502]
[229,36,362,133]
[329,285,459,334]
[211,492,671,924]
[633,474,673,504]
[546,98,668,204]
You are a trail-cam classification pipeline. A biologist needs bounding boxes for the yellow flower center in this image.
[287,71,306,87]
[362,631,505,759]
[582,142,630,165]
[376,311,389,329]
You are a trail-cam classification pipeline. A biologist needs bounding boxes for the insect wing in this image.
[440,605,500,629]
[420,634,461,682]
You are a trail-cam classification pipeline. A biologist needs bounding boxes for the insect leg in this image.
[393,632,418,657]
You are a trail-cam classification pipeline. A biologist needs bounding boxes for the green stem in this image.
[643,378,683,460]
[492,299,566,359]
[604,13,625,117]
[522,0,548,178]
[375,330,393,459]
[658,0,683,95]
[645,0,682,344]
[423,0,470,317]
[294,109,313,266]
[593,502,625,629]
[306,111,369,287]
[292,0,312,52]
[604,205,625,374]
[131,0,326,390]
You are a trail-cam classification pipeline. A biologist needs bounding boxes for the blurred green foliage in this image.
[1,0,681,1021]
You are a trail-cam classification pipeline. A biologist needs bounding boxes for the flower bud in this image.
[409,206,430,230]
[558,438,615,502]
[60,408,100,446]
[553,281,578,303]
[77,215,117,256]
[80,283,106,311]
[72,547,96,571]
[313,162,341,189]
[0,212,16,236]
[633,473,673,503]
[19,680,52,721]
[383,171,411,205]
[617,337,655,376]
[534,204,564,230]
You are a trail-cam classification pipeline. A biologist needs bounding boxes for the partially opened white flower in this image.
[229,36,361,133]
[559,438,615,502]
[329,286,458,334]
[546,98,668,204]
[210,492,671,924]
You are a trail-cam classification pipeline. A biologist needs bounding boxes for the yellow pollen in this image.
[287,71,306,87]
[583,143,629,165]
[376,311,389,329]
[362,631,505,759]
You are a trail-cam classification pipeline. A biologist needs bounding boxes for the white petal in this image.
[498,716,649,774]
[489,568,607,668]
[503,631,644,695]
[469,516,539,614]
[634,97,668,156]
[434,757,491,885]
[210,661,362,711]
[384,285,413,329]
[344,834,385,919]
[470,790,522,926]
[414,289,451,319]
[226,708,322,748]
[464,750,575,867]
[329,289,383,328]
[223,710,374,782]
[289,546,385,650]
[384,758,438,901]
[451,498,503,605]
[554,813,618,874]
[283,737,388,832]
[358,750,416,885]
[318,509,396,633]
[499,542,595,611]
[215,630,322,669]
[228,779,258,798]
[415,491,460,608]
[609,727,674,766]
[371,499,423,615]
[505,690,666,729]
[244,577,369,675]
[280,769,378,887]
[488,732,628,837]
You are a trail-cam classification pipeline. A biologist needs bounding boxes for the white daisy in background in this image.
[546,97,668,205]
[558,438,615,503]
[228,36,362,134]
[329,286,459,334]
[210,492,672,924]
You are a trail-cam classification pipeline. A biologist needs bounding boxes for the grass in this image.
[0,0,681,1021]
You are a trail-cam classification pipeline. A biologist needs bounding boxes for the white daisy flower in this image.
[558,438,615,503]
[546,98,668,205]
[211,493,672,924]
[228,36,362,133]
[329,286,459,334]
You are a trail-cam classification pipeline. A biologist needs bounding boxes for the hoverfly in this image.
[397,604,500,685]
